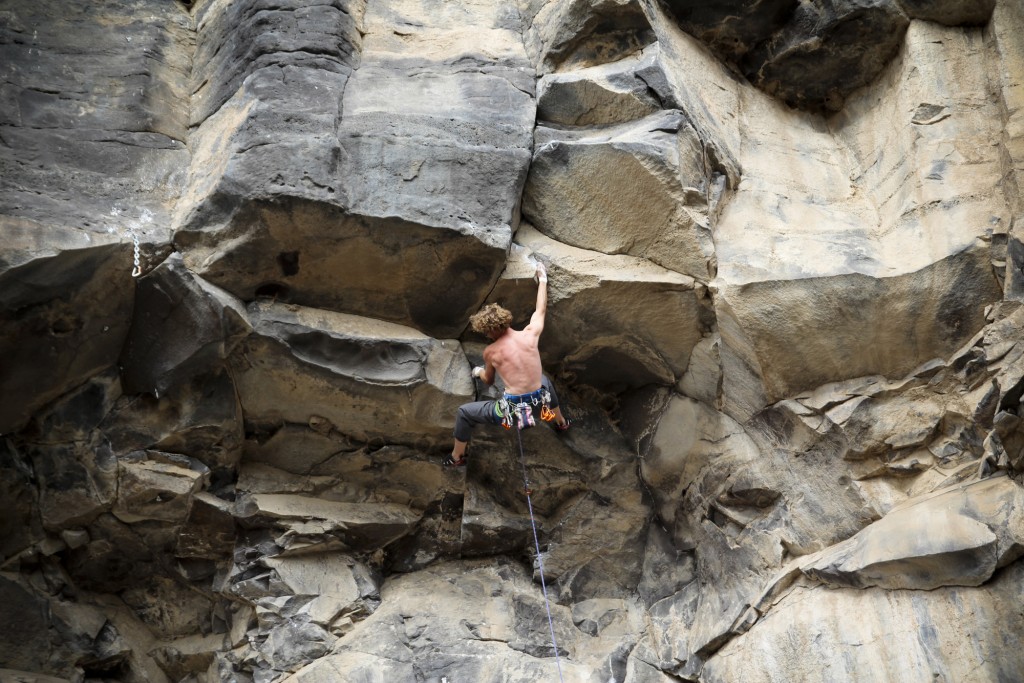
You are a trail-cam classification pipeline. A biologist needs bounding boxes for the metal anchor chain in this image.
[129,229,142,277]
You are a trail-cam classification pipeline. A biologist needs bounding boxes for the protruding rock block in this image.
[803,476,1024,589]
[896,0,996,26]
[120,253,250,396]
[238,494,421,551]
[113,453,206,525]
[537,46,670,126]
[520,0,656,74]
[176,491,235,561]
[716,250,1001,421]
[660,0,910,111]
[177,200,507,339]
[231,302,472,445]
[744,0,909,111]
[658,0,798,62]
[524,112,716,281]
[490,226,704,392]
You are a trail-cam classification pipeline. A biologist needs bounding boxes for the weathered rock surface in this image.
[491,225,706,392]
[231,301,473,446]
[175,0,533,338]
[2,0,1024,682]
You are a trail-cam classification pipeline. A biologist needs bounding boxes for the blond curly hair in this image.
[469,303,513,337]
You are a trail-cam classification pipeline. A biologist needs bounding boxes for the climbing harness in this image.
[511,407,565,683]
[128,229,142,278]
[500,387,556,431]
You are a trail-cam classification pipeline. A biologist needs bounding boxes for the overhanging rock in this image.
[230,302,473,446]
[488,225,705,393]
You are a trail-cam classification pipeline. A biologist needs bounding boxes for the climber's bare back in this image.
[484,327,543,395]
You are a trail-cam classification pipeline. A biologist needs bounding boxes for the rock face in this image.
[1,0,1024,682]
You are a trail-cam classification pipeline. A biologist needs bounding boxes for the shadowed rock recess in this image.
[2,0,1024,680]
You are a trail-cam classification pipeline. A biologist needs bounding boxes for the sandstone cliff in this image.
[1,0,1023,681]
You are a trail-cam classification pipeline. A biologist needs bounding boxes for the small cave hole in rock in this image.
[277,250,300,276]
[255,282,291,301]
[49,317,78,336]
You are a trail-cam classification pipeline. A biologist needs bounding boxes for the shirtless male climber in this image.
[444,261,570,467]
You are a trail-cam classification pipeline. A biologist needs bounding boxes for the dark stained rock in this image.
[0,575,50,672]
[657,0,798,62]
[119,253,250,397]
[0,438,43,560]
[25,440,118,532]
[896,0,996,26]
[0,236,135,434]
[741,0,910,111]
[658,0,911,112]
[100,368,244,473]
[65,513,171,594]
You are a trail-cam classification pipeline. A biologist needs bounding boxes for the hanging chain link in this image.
[129,229,142,277]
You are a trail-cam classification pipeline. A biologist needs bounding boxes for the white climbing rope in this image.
[512,422,566,683]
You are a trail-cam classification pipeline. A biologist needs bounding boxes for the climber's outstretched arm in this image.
[525,262,547,338]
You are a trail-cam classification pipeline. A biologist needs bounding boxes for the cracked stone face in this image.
[2,0,1024,681]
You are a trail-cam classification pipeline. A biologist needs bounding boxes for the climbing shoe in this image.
[443,453,467,467]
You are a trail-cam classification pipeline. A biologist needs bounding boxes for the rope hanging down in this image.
[512,424,565,683]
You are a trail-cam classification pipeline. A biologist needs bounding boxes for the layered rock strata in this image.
[1,0,1024,682]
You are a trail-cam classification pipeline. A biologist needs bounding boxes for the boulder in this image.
[237,494,422,551]
[113,453,206,525]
